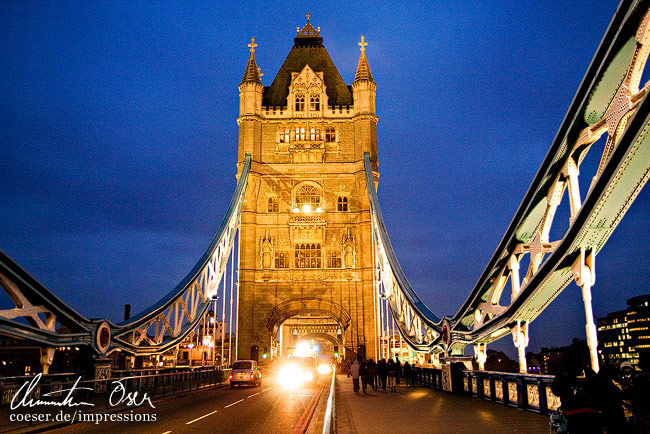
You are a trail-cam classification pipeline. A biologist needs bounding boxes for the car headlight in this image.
[317,364,331,375]
[280,365,304,388]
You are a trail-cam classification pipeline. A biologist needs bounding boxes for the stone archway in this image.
[265,298,351,335]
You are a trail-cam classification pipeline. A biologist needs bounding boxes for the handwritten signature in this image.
[10,374,154,410]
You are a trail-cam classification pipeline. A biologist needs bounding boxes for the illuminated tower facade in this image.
[236,15,379,361]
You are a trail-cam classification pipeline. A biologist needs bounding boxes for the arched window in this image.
[275,251,289,269]
[295,243,321,268]
[310,95,320,111]
[325,126,336,142]
[267,197,279,213]
[296,185,321,211]
[295,127,305,141]
[310,127,320,141]
[295,94,305,111]
[337,196,348,212]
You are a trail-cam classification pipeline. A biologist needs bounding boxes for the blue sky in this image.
[2,1,646,356]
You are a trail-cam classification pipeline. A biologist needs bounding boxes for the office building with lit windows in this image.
[598,294,650,370]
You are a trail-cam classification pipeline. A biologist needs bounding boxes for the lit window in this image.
[275,252,289,269]
[295,243,321,268]
[310,95,320,111]
[295,94,305,111]
[310,127,320,141]
[295,127,306,141]
[279,128,290,143]
[296,185,321,209]
[268,197,279,213]
[337,196,348,212]
[325,127,336,142]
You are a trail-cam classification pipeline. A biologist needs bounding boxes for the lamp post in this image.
[212,294,218,366]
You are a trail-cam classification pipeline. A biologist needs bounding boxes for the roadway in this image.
[51,368,327,434]
[40,370,550,434]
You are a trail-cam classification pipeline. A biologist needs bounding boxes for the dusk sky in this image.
[2,1,647,357]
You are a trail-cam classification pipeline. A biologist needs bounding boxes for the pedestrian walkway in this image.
[335,374,549,434]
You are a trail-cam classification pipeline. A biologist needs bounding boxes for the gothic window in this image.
[310,127,320,141]
[310,95,320,111]
[295,94,305,112]
[295,243,321,268]
[296,185,321,210]
[279,128,290,143]
[325,127,336,142]
[328,251,341,268]
[295,127,306,141]
[337,196,348,212]
[275,251,289,269]
[267,196,279,213]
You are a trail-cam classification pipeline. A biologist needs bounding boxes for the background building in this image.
[598,294,650,370]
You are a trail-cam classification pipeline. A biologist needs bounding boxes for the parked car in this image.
[229,360,262,388]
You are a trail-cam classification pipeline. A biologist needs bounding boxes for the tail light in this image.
[228,375,233,380]
[250,373,255,379]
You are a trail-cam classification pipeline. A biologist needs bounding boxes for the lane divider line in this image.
[224,399,245,408]
[186,410,218,425]
[162,431,172,434]
[247,392,260,399]
[263,387,272,392]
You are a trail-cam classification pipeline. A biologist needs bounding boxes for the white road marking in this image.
[247,392,259,399]
[185,410,218,425]
[162,431,172,434]
[224,398,245,408]
[263,387,272,392]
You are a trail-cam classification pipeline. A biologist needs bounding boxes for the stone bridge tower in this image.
[236,15,379,362]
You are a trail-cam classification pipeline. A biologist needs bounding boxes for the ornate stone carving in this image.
[527,384,540,408]
[483,379,490,397]
[508,382,518,403]
[495,380,503,400]
[546,386,561,411]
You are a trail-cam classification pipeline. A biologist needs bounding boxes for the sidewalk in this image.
[335,374,549,434]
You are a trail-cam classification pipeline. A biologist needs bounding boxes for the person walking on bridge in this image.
[350,359,360,393]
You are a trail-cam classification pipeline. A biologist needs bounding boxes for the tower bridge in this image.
[1,2,650,431]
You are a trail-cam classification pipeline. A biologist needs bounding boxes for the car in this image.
[279,356,318,388]
[228,360,262,388]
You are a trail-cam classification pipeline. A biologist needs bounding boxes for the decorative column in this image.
[40,347,55,374]
[571,248,599,372]
[473,343,487,371]
[512,321,528,374]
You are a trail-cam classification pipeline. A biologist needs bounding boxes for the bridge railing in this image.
[411,367,559,415]
[0,367,228,433]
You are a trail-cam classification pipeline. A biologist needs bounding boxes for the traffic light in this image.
[333,345,339,358]
[262,348,268,359]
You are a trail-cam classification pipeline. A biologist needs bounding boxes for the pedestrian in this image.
[378,358,388,391]
[345,359,351,378]
[395,356,401,385]
[360,359,369,394]
[350,359,360,393]
[369,359,378,391]
[387,358,397,392]
[403,361,412,386]
[551,348,602,433]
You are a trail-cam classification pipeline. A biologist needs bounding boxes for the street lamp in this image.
[212,294,219,366]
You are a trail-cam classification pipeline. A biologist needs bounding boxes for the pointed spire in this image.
[354,35,374,83]
[241,37,262,84]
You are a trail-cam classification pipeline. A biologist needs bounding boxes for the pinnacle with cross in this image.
[359,35,368,54]
[248,37,257,54]
[306,12,311,23]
